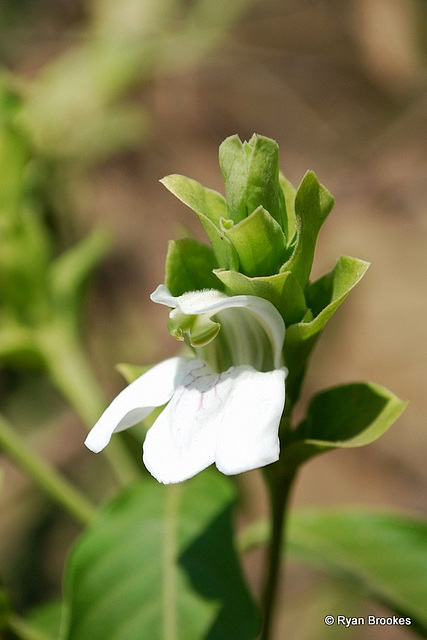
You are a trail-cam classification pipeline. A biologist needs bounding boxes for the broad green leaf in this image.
[239,509,427,633]
[224,206,286,277]
[161,174,238,270]
[214,268,306,326]
[282,382,407,470]
[284,255,369,401]
[62,472,259,640]
[165,238,223,296]
[219,134,287,233]
[291,511,427,633]
[281,171,334,287]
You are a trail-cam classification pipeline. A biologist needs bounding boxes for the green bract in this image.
[219,134,287,232]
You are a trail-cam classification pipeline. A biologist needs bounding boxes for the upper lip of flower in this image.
[150,284,285,370]
[84,286,287,484]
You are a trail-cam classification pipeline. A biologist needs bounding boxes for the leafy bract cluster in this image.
[85,133,406,484]
[162,134,369,402]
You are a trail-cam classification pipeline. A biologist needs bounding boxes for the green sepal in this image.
[165,238,224,296]
[284,255,369,401]
[213,268,306,327]
[219,134,287,234]
[282,382,407,471]
[224,205,287,277]
[280,171,334,287]
[160,174,238,270]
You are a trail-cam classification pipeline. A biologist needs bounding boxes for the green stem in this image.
[7,612,55,640]
[260,464,296,640]
[0,414,96,526]
[37,324,141,486]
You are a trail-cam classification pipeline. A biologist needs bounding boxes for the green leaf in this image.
[224,206,286,277]
[161,174,238,270]
[219,134,287,233]
[289,510,427,633]
[282,382,407,470]
[62,472,259,640]
[240,509,427,633]
[213,268,306,326]
[284,255,369,401]
[281,171,334,287]
[165,238,223,296]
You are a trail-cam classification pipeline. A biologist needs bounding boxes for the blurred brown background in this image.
[0,0,426,638]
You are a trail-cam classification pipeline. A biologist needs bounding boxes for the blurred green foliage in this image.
[4,0,255,162]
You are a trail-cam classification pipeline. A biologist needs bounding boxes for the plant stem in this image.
[37,324,141,486]
[260,465,296,640]
[0,414,96,526]
[7,612,56,640]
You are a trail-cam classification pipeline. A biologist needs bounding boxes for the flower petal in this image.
[151,284,285,369]
[142,360,286,483]
[142,359,219,483]
[84,357,190,453]
[215,366,286,475]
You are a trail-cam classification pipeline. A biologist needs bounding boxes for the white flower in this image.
[85,286,287,484]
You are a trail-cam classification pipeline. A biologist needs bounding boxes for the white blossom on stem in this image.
[85,287,287,483]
